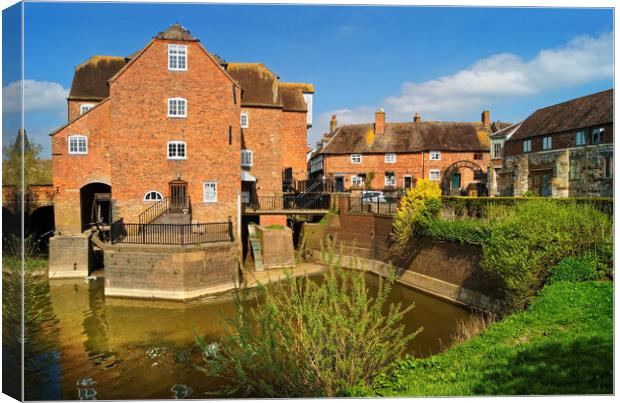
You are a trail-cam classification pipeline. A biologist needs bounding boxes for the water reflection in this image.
[22,271,471,399]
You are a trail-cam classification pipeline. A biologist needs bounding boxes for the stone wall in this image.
[103,241,240,300]
[48,234,91,278]
[302,211,503,312]
[256,225,295,269]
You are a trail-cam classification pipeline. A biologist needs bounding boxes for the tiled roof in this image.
[279,83,307,112]
[227,63,282,107]
[68,56,127,100]
[489,122,522,140]
[320,121,490,154]
[508,89,613,142]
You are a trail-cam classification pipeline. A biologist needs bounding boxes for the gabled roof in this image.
[279,83,307,112]
[50,98,111,136]
[490,122,522,140]
[154,24,198,41]
[491,121,514,133]
[68,56,127,100]
[320,121,490,154]
[227,63,282,108]
[508,89,613,142]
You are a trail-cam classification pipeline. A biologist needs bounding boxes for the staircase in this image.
[138,196,192,225]
[247,223,264,271]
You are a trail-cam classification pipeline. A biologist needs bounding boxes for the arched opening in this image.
[80,183,111,231]
[26,206,55,255]
[441,160,487,196]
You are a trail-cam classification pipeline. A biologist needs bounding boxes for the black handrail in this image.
[138,196,169,225]
[242,194,331,211]
[110,218,234,245]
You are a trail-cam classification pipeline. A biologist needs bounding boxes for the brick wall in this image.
[281,110,308,180]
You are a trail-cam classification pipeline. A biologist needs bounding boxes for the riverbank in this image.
[374,279,613,396]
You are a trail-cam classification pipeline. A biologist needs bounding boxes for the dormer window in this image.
[168,98,187,118]
[80,104,94,115]
[168,44,187,71]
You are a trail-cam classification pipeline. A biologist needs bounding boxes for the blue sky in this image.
[2,3,614,157]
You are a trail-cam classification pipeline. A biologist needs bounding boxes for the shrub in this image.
[549,251,612,283]
[392,179,441,254]
[197,265,420,397]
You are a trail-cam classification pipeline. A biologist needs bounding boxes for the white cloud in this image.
[3,79,69,114]
[311,31,612,146]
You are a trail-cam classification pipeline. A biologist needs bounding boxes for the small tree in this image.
[197,264,420,397]
[364,171,375,190]
[391,179,441,254]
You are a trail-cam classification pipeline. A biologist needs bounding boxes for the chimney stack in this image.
[375,107,385,135]
[414,112,421,123]
[481,110,491,128]
[330,115,338,133]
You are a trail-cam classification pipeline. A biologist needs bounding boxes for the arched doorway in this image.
[80,183,111,231]
[27,206,55,254]
[440,160,487,196]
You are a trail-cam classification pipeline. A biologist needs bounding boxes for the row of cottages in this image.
[490,89,613,197]
[51,24,313,237]
[308,109,492,195]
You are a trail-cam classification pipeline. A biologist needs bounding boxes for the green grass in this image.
[375,280,613,396]
[2,256,48,272]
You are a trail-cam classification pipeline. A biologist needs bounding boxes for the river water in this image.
[13,270,471,400]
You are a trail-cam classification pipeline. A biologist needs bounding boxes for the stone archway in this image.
[80,182,112,231]
[440,160,487,196]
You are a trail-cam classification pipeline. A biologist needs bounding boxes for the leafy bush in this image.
[197,265,420,397]
[392,179,441,254]
[549,251,612,284]
[419,219,492,245]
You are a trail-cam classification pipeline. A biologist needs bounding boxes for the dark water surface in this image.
[22,271,471,400]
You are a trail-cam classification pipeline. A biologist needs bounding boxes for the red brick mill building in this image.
[49,24,313,278]
[309,109,492,195]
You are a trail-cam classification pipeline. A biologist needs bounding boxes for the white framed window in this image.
[384,153,396,163]
[523,139,532,153]
[241,149,253,167]
[429,151,441,160]
[429,169,441,181]
[240,113,249,128]
[351,154,362,164]
[143,190,163,201]
[80,103,95,115]
[168,44,187,71]
[167,141,186,159]
[168,98,187,117]
[576,131,586,146]
[592,127,605,144]
[492,142,503,159]
[542,136,552,150]
[351,175,363,186]
[384,173,396,187]
[203,181,217,203]
[68,135,88,155]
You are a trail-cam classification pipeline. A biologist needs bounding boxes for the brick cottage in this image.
[308,110,492,195]
[51,24,313,236]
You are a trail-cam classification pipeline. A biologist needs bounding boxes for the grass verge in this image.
[373,280,613,396]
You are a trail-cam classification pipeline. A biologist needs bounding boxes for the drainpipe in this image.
[237,191,241,242]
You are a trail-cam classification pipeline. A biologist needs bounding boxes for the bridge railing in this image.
[110,219,234,245]
[242,194,331,212]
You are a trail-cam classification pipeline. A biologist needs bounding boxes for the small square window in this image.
[351,154,362,164]
[473,152,484,160]
[68,135,88,155]
[384,173,396,187]
[351,176,363,186]
[429,169,441,181]
[384,153,396,163]
[80,104,94,115]
[592,128,605,145]
[168,44,187,71]
[523,140,532,153]
[168,98,187,117]
[167,141,186,159]
[542,136,552,150]
[203,182,217,203]
[241,149,253,167]
[429,151,441,160]
[576,131,586,146]
[240,113,249,128]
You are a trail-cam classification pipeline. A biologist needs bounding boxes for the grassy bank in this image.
[374,279,613,396]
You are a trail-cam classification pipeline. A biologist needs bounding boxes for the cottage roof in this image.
[68,56,127,100]
[279,83,307,112]
[489,122,522,140]
[320,121,490,154]
[227,63,283,108]
[509,89,613,142]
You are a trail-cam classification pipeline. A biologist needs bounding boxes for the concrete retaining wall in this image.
[48,235,91,278]
[103,241,240,300]
[256,225,295,269]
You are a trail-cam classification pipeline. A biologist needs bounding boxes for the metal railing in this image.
[138,196,192,225]
[243,194,331,212]
[347,196,402,215]
[110,219,233,245]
